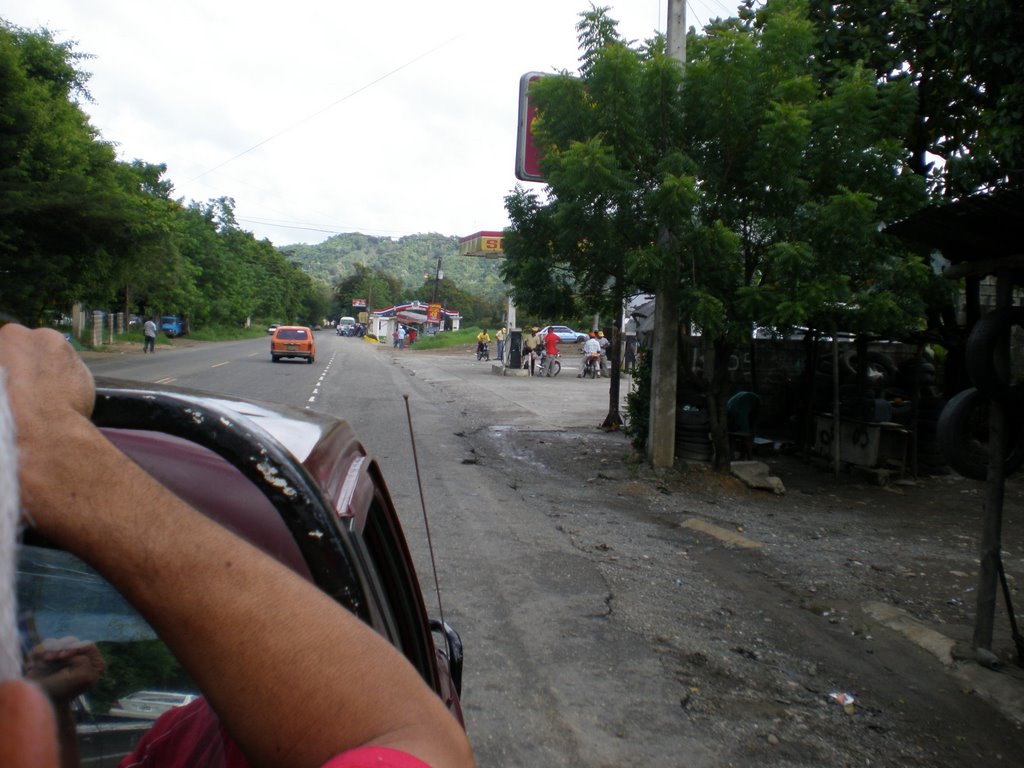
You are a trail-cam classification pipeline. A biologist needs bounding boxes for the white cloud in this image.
[3,0,734,244]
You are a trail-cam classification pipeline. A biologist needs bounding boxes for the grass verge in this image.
[407,327,481,351]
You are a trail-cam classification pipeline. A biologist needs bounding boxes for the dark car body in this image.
[18,380,463,765]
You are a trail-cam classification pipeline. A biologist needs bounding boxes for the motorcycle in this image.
[536,351,561,377]
[476,341,490,361]
[582,351,601,379]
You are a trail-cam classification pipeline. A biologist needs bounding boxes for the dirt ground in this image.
[475,423,1024,766]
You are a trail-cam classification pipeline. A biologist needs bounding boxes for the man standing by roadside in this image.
[543,326,559,377]
[397,324,407,350]
[597,330,610,376]
[522,326,540,376]
[495,326,507,365]
[143,316,157,353]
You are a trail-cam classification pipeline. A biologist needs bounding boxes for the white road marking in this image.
[211,361,229,368]
[305,351,337,408]
[154,377,176,384]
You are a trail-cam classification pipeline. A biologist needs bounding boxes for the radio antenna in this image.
[403,394,445,631]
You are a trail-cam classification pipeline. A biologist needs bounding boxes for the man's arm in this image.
[2,325,474,768]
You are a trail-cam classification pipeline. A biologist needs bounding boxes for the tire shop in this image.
[888,187,1024,666]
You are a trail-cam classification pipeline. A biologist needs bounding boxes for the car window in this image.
[16,544,232,766]
[276,329,309,340]
[357,494,440,692]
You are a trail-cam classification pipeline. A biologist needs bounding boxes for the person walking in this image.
[597,331,610,376]
[495,326,507,365]
[397,325,407,350]
[143,316,157,353]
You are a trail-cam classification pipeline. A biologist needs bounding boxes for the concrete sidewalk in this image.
[382,346,631,431]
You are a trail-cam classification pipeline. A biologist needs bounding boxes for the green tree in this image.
[333,263,404,316]
[504,6,688,429]
[0,22,176,324]
[807,0,1024,196]
[506,2,936,468]
[676,0,933,467]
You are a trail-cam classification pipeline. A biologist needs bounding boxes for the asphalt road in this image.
[82,334,1024,767]
[83,334,640,766]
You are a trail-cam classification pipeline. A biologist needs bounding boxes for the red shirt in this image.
[120,701,428,768]
[322,747,431,767]
[544,332,559,355]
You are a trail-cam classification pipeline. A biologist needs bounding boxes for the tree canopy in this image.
[807,0,1024,196]
[502,0,959,466]
[0,21,331,329]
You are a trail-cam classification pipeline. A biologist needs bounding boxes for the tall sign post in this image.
[459,231,520,368]
[647,0,686,468]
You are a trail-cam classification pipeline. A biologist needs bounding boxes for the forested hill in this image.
[280,232,507,300]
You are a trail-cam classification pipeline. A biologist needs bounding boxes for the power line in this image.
[187,33,463,184]
[236,216,409,238]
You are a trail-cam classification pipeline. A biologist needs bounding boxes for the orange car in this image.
[271,325,316,363]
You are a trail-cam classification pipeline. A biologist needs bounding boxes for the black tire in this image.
[937,388,1024,481]
[966,307,1024,407]
[271,355,280,363]
[308,356,314,364]
[678,409,710,427]
[550,359,561,376]
[841,349,898,387]
[680,451,712,463]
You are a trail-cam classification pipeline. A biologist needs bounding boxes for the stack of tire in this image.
[938,307,1024,481]
[677,407,713,463]
[813,349,899,413]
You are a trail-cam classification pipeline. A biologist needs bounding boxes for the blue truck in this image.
[160,315,187,337]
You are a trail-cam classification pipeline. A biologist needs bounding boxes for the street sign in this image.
[458,231,504,257]
[515,72,548,182]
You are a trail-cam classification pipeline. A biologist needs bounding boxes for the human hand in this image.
[0,324,95,530]
[25,637,106,706]
[0,324,94,429]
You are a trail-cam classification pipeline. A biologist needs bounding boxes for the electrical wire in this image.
[187,33,463,184]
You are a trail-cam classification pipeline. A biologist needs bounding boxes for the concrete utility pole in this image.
[647,0,686,468]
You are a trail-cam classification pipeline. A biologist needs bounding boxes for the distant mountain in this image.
[279,232,507,300]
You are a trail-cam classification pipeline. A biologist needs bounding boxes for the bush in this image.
[624,350,652,452]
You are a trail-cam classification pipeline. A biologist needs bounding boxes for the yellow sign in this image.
[458,230,504,258]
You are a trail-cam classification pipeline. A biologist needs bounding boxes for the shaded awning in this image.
[886,188,1024,264]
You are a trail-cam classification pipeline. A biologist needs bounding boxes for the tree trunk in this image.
[602,298,625,430]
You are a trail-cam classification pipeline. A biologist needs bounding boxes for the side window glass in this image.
[17,545,237,767]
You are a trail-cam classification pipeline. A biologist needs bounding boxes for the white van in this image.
[337,316,356,336]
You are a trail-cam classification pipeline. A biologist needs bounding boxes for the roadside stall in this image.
[888,188,1024,665]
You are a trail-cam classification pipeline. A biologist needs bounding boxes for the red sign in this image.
[515,72,547,182]
[352,298,367,307]
[427,303,442,323]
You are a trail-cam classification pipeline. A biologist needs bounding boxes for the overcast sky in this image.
[4,1,736,246]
